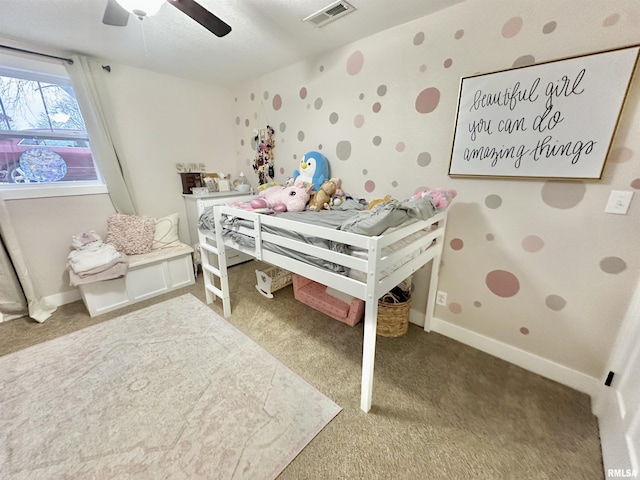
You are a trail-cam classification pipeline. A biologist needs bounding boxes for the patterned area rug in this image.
[1,294,341,479]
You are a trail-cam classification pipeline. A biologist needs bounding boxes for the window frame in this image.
[0,59,106,200]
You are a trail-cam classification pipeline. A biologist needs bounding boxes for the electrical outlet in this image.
[436,290,447,306]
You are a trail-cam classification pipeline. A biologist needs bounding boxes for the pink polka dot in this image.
[347,50,365,75]
[244,119,250,127]
[522,235,544,252]
[372,102,381,113]
[450,238,464,250]
[520,327,530,335]
[502,17,523,38]
[443,58,453,68]
[631,178,640,189]
[415,87,440,114]
[419,64,427,73]
[354,114,364,128]
[299,87,307,100]
[272,94,282,111]
[603,13,620,27]
[395,142,405,152]
[486,270,520,298]
[449,303,462,314]
[240,139,245,146]
[364,180,375,193]
[610,147,633,163]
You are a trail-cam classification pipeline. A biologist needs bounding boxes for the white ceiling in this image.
[0,0,465,87]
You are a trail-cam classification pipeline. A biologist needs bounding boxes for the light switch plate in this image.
[605,190,633,215]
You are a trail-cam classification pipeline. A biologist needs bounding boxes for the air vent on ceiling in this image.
[303,1,356,28]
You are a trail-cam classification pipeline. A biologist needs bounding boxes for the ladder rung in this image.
[200,242,219,255]
[202,263,221,277]
[205,283,223,299]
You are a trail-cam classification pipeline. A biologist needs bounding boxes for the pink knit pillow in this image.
[106,214,155,255]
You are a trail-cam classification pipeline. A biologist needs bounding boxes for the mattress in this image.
[199,196,439,277]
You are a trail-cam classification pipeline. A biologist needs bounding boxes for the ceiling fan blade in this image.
[102,0,130,26]
[167,0,232,37]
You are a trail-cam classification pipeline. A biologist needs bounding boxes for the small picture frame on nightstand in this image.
[217,179,230,192]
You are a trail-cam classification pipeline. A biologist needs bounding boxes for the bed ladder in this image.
[198,232,232,317]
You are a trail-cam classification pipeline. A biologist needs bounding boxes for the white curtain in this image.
[65,55,136,214]
[0,232,28,322]
[0,198,56,322]
[0,52,136,322]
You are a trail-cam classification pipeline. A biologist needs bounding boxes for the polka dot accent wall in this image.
[231,1,640,378]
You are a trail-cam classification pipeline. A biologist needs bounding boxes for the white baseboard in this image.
[428,316,601,399]
[44,289,81,308]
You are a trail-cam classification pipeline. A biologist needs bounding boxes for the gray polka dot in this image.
[297,131,305,142]
[391,181,398,187]
[279,122,287,133]
[263,91,269,100]
[413,32,425,46]
[377,85,387,96]
[485,194,502,209]
[359,93,365,100]
[373,136,382,146]
[454,29,464,40]
[417,152,431,167]
[545,294,566,311]
[486,233,495,241]
[600,256,627,274]
[314,98,323,110]
[542,21,557,34]
[336,141,352,160]
[513,55,536,68]
[329,112,339,124]
[541,181,586,209]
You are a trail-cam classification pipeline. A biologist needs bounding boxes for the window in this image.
[0,60,103,193]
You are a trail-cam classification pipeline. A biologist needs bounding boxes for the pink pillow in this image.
[106,214,155,255]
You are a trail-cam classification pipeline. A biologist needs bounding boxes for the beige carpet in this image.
[0,293,341,479]
[0,260,604,479]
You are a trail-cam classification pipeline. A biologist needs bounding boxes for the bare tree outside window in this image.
[0,71,100,184]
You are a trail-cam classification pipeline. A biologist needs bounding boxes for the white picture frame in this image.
[448,45,640,180]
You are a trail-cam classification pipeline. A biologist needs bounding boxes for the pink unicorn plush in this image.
[252,182,314,212]
[411,187,457,210]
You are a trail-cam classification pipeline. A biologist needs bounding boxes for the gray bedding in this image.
[198,196,437,274]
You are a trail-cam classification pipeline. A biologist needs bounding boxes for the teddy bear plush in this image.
[308,179,338,211]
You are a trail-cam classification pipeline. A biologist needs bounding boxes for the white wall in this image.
[3,65,235,301]
[229,0,640,386]
[101,64,235,242]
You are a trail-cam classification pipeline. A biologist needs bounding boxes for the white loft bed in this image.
[198,202,448,412]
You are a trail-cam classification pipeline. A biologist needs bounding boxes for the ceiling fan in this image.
[102,0,232,37]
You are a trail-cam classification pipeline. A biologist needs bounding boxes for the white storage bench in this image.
[78,243,195,317]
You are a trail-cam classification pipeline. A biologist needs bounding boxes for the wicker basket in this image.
[255,266,292,298]
[376,293,411,337]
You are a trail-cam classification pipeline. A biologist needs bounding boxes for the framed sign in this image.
[448,45,639,180]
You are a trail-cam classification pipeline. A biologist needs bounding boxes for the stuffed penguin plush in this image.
[292,151,329,191]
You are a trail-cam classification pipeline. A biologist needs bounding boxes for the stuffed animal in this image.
[308,179,338,211]
[411,188,457,210]
[367,195,394,210]
[254,182,313,212]
[292,151,329,191]
[327,177,344,207]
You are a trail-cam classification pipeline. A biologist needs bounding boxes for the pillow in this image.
[106,214,155,255]
[152,213,181,250]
